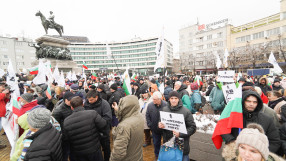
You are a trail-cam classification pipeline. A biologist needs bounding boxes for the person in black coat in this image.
[205,81,214,96]
[279,122,286,156]
[84,90,112,161]
[97,84,108,100]
[164,80,173,102]
[52,91,75,161]
[24,108,62,161]
[132,83,140,99]
[146,92,168,159]
[108,83,122,127]
[258,77,272,95]
[64,96,107,161]
[273,79,284,91]
[158,91,196,160]
[221,90,281,153]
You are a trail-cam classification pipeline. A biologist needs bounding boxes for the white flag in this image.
[154,29,165,72]
[6,60,20,96]
[268,51,283,74]
[33,59,47,85]
[71,71,77,81]
[165,70,168,76]
[45,61,54,84]
[106,43,112,59]
[223,48,229,68]
[0,68,5,77]
[66,71,72,81]
[215,54,222,69]
[58,71,66,87]
[53,65,60,83]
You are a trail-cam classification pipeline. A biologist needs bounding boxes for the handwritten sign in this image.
[222,83,236,104]
[160,111,187,134]
[217,70,235,82]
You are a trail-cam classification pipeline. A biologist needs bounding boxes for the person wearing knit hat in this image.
[168,91,180,99]
[108,82,123,127]
[28,108,51,129]
[22,108,62,161]
[110,83,118,91]
[234,123,283,161]
[272,79,283,91]
[21,93,34,103]
[19,93,38,117]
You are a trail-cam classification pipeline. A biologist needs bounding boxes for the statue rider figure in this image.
[49,11,55,27]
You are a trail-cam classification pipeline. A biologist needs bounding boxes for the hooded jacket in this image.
[209,86,225,111]
[221,90,281,153]
[149,84,158,96]
[177,84,189,99]
[258,77,272,95]
[110,95,144,161]
[19,100,38,116]
[161,100,196,155]
[138,93,153,129]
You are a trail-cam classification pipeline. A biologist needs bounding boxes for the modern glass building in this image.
[68,37,173,75]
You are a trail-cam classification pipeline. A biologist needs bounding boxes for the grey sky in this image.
[0,0,281,52]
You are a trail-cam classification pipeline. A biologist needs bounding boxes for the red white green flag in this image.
[28,64,52,75]
[131,74,138,82]
[82,62,88,70]
[91,73,98,80]
[122,69,132,95]
[212,85,243,149]
[194,76,203,87]
[12,96,20,117]
[46,84,52,99]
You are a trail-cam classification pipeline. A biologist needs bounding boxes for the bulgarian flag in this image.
[28,64,52,75]
[122,69,132,95]
[212,84,243,149]
[82,62,88,70]
[12,97,21,117]
[131,73,138,82]
[91,72,98,80]
[194,75,203,87]
[46,84,52,99]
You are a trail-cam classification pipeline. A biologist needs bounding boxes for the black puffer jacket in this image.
[108,90,122,115]
[84,97,112,125]
[146,100,168,134]
[177,84,189,99]
[64,107,107,155]
[161,100,196,155]
[222,90,281,153]
[52,101,73,140]
[164,86,173,101]
[24,123,62,161]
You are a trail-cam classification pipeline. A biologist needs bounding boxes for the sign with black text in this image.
[160,111,187,134]
[217,70,235,82]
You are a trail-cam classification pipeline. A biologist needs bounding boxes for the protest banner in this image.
[217,70,235,82]
[2,102,19,156]
[160,111,187,134]
[222,83,236,104]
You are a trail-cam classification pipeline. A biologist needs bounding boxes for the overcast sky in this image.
[0,0,281,52]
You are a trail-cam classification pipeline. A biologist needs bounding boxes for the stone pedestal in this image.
[31,35,80,73]
[189,132,224,161]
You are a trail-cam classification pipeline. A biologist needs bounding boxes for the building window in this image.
[197,53,204,57]
[0,40,7,45]
[207,43,212,48]
[253,31,264,40]
[207,35,212,40]
[217,41,223,47]
[197,45,204,50]
[3,62,8,65]
[197,37,204,42]
[15,42,23,46]
[217,32,223,38]
[267,28,280,37]
[197,61,204,66]
[3,55,8,58]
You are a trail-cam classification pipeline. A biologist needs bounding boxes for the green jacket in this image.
[209,87,225,111]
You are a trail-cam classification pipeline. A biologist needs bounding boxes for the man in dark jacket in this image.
[84,90,112,161]
[221,90,281,153]
[52,91,75,161]
[64,96,107,161]
[24,108,62,161]
[146,91,168,160]
[159,91,196,161]
[258,77,272,95]
[174,81,189,98]
[273,79,284,91]
[164,80,173,102]
[97,84,108,100]
[108,83,122,127]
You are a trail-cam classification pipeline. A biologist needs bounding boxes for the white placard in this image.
[160,111,187,134]
[217,70,235,82]
[222,83,236,104]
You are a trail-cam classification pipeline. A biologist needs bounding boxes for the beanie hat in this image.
[89,85,96,90]
[236,123,269,160]
[98,84,105,90]
[70,84,79,90]
[141,88,149,94]
[274,79,280,83]
[110,83,118,90]
[190,83,199,90]
[168,91,180,99]
[63,91,75,101]
[27,108,51,129]
[133,83,139,87]
[21,93,34,103]
[166,80,172,86]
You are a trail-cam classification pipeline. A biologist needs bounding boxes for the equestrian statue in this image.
[36,11,64,37]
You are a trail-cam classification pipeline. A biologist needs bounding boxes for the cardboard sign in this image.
[160,111,187,134]
[222,83,236,104]
[217,70,235,82]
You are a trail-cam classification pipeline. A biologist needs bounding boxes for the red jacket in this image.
[19,100,38,117]
[0,93,9,117]
[260,92,269,104]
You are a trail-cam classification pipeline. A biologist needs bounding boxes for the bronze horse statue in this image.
[36,11,64,37]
